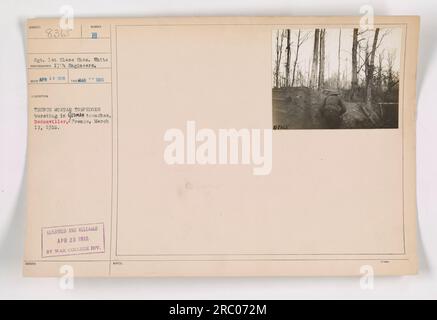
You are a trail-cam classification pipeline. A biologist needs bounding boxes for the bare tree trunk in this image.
[377,53,383,93]
[274,31,284,88]
[285,30,291,87]
[310,29,320,88]
[291,29,301,87]
[350,28,359,100]
[318,29,326,89]
[366,28,380,106]
[337,29,342,89]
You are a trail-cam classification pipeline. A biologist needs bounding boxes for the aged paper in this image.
[24,16,419,277]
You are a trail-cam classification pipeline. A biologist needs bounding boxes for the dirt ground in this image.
[272,87,374,129]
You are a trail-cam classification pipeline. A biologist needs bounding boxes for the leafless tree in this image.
[310,29,320,88]
[291,29,312,87]
[274,30,285,88]
[318,29,326,89]
[350,28,359,100]
[337,29,342,89]
[285,30,291,87]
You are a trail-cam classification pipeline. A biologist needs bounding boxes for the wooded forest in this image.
[272,28,401,129]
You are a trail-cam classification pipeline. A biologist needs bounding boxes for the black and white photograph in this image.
[272,27,402,130]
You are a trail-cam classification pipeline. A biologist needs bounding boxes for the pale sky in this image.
[273,28,402,87]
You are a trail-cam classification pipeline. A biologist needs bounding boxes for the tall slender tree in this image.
[285,29,291,87]
[366,28,380,106]
[318,29,326,89]
[291,29,301,87]
[337,29,342,89]
[310,29,320,88]
[274,31,285,88]
[350,28,359,100]
[290,30,311,87]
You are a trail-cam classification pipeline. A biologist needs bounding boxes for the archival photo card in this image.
[24,17,419,277]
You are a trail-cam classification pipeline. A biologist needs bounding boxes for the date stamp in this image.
[41,223,105,258]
